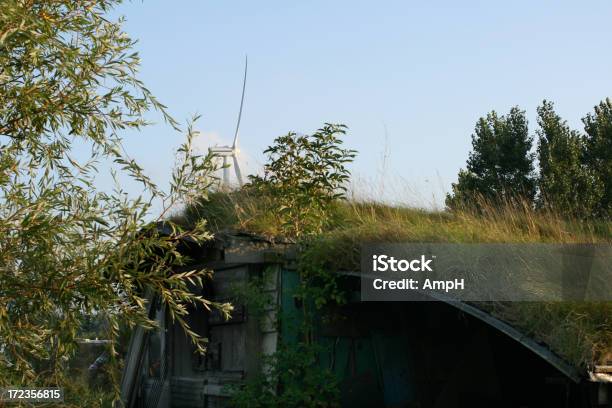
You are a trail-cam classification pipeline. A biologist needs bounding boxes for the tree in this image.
[446,107,536,209]
[582,98,612,218]
[0,0,230,401]
[536,101,603,218]
[248,124,356,237]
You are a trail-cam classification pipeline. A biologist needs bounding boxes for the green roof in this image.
[174,190,612,371]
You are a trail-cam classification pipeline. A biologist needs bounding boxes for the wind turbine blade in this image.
[232,55,248,149]
[232,154,244,186]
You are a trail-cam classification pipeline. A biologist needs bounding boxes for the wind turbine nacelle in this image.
[209,146,234,155]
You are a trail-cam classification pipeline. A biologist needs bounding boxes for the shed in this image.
[120,232,611,407]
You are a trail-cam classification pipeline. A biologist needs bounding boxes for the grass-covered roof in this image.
[173,190,611,371]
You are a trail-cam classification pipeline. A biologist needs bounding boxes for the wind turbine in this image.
[209,57,247,188]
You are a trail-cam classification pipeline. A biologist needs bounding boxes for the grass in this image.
[174,189,611,370]
[176,190,609,244]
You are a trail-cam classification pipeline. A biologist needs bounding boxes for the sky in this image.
[107,0,612,211]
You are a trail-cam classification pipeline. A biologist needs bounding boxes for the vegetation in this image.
[230,342,340,408]
[248,124,356,238]
[446,107,536,209]
[583,98,612,217]
[0,0,229,403]
[178,189,608,244]
[536,101,603,218]
[447,100,612,219]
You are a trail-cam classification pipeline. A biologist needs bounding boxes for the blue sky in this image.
[109,0,612,210]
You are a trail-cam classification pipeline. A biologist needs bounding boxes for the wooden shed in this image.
[120,232,611,408]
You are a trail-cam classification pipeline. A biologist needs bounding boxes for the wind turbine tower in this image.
[209,57,247,187]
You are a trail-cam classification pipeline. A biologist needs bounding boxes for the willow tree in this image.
[0,0,229,400]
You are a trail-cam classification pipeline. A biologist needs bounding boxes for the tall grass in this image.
[175,190,609,244]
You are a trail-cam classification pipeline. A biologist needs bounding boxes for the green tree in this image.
[536,100,603,217]
[582,98,612,218]
[248,124,356,237]
[446,107,536,209]
[0,0,230,401]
